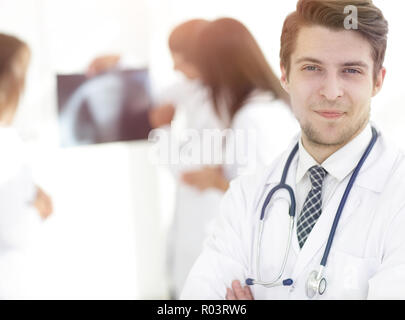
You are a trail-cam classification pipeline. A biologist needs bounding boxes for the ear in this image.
[372,67,386,97]
[280,64,290,93]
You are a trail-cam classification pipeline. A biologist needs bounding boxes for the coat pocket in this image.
[325,250,379,299]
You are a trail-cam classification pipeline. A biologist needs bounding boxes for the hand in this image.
[148,103,175,128]
[226,280,254,300]
[34,186,53,220]
[86,54,121,77]
[181,166,229,192]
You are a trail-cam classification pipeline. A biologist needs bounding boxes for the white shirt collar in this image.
[296,123,372,184]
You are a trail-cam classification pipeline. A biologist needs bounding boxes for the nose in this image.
[319,73,344,101]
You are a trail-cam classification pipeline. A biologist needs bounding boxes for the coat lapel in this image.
[291,180,362,279]
[291,131,399,278]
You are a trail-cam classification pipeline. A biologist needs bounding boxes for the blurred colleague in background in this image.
[86,19,223,299]
[166,17,298,298]
[86,17,298,299]
[0,33,53,298]
[161,19,226,299]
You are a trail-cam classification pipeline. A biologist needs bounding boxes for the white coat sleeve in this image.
[0,128,39,252]
[0,166,38,251]
[367,205,405,299]
[180,177,252,299]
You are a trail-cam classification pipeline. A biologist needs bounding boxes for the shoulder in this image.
[380,145,405,209]
[232,91,298,131]
[365,131,405,225]
[377,133,405,194]
[154,79,207,104]
[234,91,292,118]
[368,134,405,265]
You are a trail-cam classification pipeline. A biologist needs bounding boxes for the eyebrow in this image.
[295,57,369,69]
[342,61,369,69]
[295,57,322,65]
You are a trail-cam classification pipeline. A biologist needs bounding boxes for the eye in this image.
[303,65,321,72]
[343,68,361,74]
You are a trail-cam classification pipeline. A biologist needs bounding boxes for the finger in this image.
[225,288,236,300]
[181,176,199,188]
[231,280,248,300]
[86,63,98,77]
[163,103,175,110]
[212,166,223,173]
[44,201,53,217]
[243,286,254,300]
[181,173,193,183]
[182,171,200,181]
[86,68,94,77]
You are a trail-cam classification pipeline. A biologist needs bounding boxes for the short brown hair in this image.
[280,0,388,81]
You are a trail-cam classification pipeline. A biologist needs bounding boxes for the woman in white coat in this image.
[167,18,298,298]
[0,34,53,298]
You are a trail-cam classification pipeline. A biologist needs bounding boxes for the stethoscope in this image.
[246,127,378,298]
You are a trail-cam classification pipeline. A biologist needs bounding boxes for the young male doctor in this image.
[181,0,405,299]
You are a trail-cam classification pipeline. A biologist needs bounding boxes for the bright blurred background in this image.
[0,0,403,299]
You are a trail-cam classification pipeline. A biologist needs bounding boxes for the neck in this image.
[301,123,368,164]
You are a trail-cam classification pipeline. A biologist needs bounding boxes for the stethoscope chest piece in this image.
[306,270,327,299]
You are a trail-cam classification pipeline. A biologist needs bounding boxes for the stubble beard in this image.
[301,110,370,149]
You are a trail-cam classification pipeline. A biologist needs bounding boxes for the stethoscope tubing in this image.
[255,216,294,286]
[320,126,378,266]
[250,126,378,292]
[260,143,298,221]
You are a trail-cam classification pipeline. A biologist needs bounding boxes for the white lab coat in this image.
[0,127,40,298]
[163,79,224,297]
[166,84,298,297]
[181,127,405,299]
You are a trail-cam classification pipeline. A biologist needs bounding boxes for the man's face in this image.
[281,25,385,147]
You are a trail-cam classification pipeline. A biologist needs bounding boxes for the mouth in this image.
[314,110,345,120]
